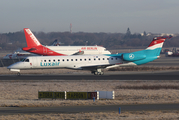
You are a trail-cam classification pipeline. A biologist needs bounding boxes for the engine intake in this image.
[122,53,146,62]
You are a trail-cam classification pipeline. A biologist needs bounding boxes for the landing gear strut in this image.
[91,69,104,75]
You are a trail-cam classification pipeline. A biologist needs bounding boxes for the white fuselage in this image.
[7,55,124,72]
[45,46,111,55]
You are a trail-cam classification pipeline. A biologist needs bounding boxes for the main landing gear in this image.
[91,69,104,75]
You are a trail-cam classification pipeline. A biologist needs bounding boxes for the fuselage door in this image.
[31,57,38,68]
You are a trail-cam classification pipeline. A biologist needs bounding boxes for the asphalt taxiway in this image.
[1,70,179,80]
[0,103,179,115]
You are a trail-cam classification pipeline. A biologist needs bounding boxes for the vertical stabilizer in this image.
[145,36,172,56]
[24,28,42,47]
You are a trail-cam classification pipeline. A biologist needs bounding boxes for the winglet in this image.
[24,28,42,47]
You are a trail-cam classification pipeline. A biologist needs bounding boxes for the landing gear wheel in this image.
[92,69,104,75]
[17,72,21,76]
[93,72,104,75]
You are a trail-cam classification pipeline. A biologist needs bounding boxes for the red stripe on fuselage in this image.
[25,46,67,56]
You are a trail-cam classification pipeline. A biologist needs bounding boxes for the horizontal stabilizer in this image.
[22,47,37,51]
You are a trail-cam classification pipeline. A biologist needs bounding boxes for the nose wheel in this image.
[17,72,21,76]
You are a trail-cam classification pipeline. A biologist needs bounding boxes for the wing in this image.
[81,64,115,71]
[72,51,84,55]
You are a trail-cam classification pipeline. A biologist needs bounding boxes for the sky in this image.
[0,0,179,34]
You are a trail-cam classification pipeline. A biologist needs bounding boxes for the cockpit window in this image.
[25,59,29,62]
[21,58,25,62]
[21,58,29,62]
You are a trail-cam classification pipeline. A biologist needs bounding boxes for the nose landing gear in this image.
[17,72,21,76]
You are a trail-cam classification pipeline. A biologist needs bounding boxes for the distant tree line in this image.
[0,28,178,51]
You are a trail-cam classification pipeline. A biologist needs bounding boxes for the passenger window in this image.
[84,59,86,61]
[111,58,113,60]
[67,59,69,61]
[103,58,105,60]
[53,60,55,62]
[94,58,96,60]
[62,59,64,61]
[116,58,117,60]
[71,59,73,61]
[98,58,100,60]
[58,59,60,61]
[80,59,82,61]
[107,58,109,60]
[89,58,91,61]
[49,60,51,62]
[44,60,46,62]
[76,59,77,61]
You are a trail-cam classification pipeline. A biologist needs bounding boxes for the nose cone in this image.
[7,62,22,72]
[7,62,21,69]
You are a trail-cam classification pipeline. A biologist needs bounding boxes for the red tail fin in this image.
[24,28,42,47]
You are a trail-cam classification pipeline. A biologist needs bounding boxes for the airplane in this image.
[3,48,37,59]
[7,36,172,75]
[49,39,63,46]
[3,39,60,59]
[22,28,111,56]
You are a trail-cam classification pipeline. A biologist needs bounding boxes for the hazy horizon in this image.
[1,0,179,34]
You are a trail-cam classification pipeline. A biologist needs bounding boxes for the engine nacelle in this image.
[122,53,146,62]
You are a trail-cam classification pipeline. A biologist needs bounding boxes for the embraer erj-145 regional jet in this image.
[22,28,111,56]
[7,36,172,75]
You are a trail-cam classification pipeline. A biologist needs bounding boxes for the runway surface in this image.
[0,103,179,115]
[1,70,179,80]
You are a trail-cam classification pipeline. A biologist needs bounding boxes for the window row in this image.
[43,57,118,62]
